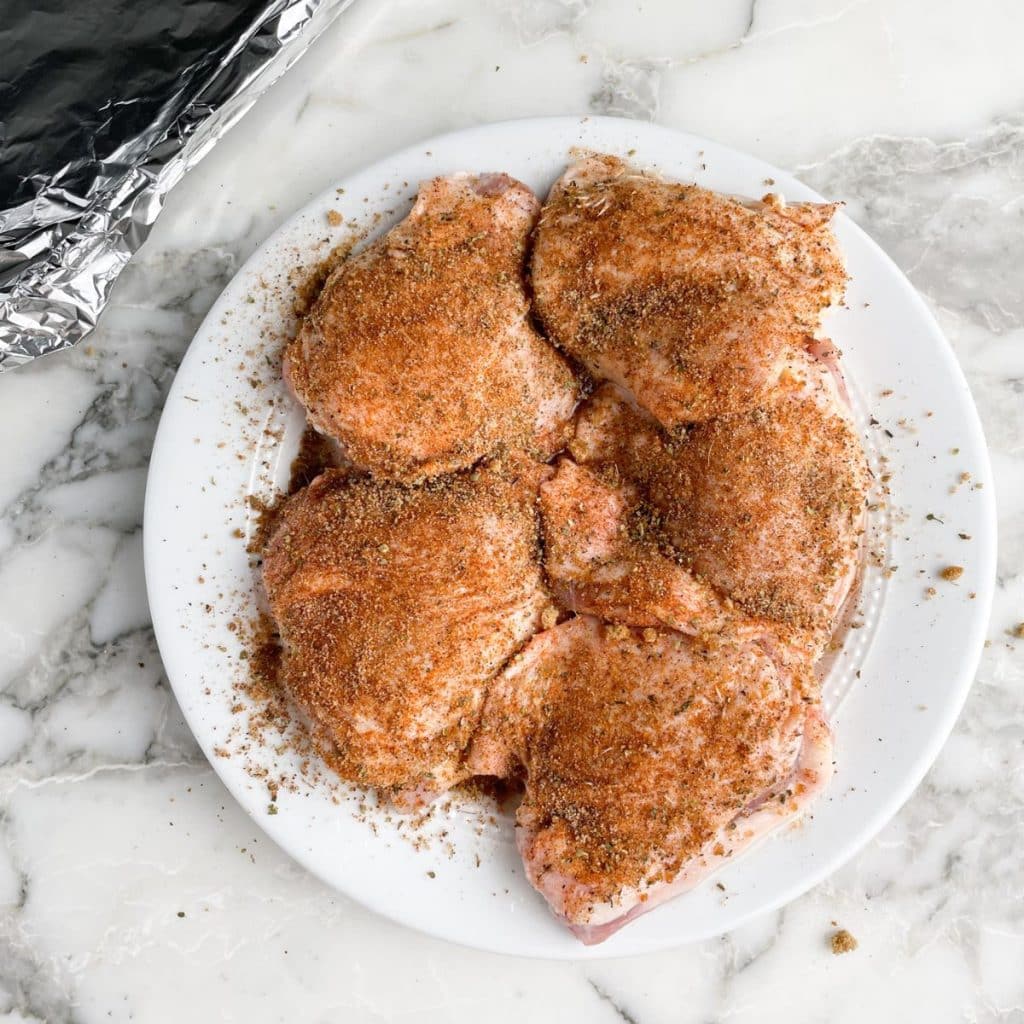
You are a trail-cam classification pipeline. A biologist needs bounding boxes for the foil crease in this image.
[0,0,354,372]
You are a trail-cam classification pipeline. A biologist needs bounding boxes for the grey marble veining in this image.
[1,1,1023,1021]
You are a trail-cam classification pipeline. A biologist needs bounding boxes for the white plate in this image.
[144,117,996,958]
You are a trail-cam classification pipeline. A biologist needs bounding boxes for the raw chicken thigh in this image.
[262,457,554,801]
[259,151,868,945]
[469,616,832,944]
[539,456,738,641]
[665,359,868,645]
[286,173,579,481]
[531,153,845,427]
[569,353,868,650]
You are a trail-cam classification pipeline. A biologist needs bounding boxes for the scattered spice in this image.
[287,426,337,493]
[939,565,964,582]
[245,494,282,555]
[830,929,858,954]
[290,240,356,319]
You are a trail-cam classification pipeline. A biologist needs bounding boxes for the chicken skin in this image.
[468,616,833,944]
[262,458,555,800]
[569,354,868,650]
[286,173,579,481]
[531,153,845,427]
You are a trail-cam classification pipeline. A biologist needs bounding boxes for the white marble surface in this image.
[2,1,1023,1020]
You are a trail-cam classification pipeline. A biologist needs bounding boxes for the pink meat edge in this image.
[805,337,853,409]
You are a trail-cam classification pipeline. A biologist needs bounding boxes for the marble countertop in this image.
[2,1,1023,1020]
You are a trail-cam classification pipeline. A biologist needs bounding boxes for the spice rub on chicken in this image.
[261,457,556,802]
[531,153,845,428]
[538,456,737,641]
[569,354,868,651]
[468,616,833,944]
[285,173,579,482]
[256,152,868,945]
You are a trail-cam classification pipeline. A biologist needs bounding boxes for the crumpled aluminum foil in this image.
[0,0,354,372]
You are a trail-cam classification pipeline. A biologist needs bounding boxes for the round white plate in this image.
[144,116,996,958]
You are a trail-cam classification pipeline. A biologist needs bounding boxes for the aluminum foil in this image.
[0,0,355,372]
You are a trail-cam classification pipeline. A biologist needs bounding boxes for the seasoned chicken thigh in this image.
[469,616,832,944]
[531,153,844,427]
[569,355,868,649]
[262,151,865,945]
[667,360,867,643]
[286,173,579,481]
[262,458,554,800]
[539,456,736,641]
[538,455,821,693]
